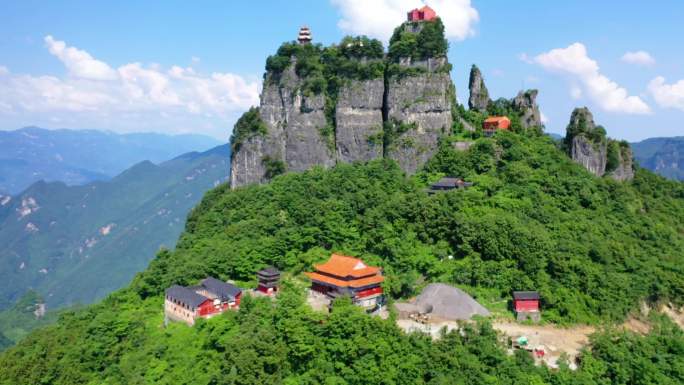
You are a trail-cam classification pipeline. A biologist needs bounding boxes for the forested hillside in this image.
[1,131,683,384]
[0,145,229,311]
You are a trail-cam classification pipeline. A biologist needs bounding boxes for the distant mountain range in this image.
[632,137,684,181]
[0,127,221,194]
[0,144,230,310]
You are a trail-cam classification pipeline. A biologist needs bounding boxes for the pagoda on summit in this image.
[298,26,312,44]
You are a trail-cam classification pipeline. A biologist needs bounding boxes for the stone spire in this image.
[468,65,490,112]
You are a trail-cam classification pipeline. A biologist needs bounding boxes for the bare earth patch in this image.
[493,322,595,369]
[662,305,684,329]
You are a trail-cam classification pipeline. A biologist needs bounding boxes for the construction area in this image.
[393,283,490,338]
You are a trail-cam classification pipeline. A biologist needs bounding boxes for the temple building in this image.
[483,116,511,136]
[298,26,312,44]
[407,5,437,22]
[257,267,281,295]
[427,177,473,194]
[164,277,242,326]
[306,254,384,310]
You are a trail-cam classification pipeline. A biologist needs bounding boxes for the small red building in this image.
[306,254,384,310]
[513,291,540,322]
[483,116,511,136]
[407,5,437,22]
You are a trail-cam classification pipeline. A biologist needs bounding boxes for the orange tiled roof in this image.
[484,116,511,130]
[305,271,384,288]
[484,116,510,123]
[313,254,380,278]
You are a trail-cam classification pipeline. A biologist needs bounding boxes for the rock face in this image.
[230,63,334,188]
[468,65,490,112]
[231,61,454,188]
[385,59,453,174]
[230,21,456,188]
[512,90,542,129]
[609,146,635,181]
[571,135,607,177]
[566,107,633,181]
[335,78,385,163]
[567,107,607,177]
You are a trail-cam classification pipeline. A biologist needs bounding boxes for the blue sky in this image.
[0,0,682,142]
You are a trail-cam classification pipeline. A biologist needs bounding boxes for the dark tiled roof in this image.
[166,285,208,309]
[201,277,242,301]
[513,291,540,300]
[431,177,473,189]
[257,266,280,277]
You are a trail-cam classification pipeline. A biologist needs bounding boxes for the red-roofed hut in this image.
[407,5,437,22]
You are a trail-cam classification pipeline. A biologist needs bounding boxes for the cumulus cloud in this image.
[648,76,684,111]
[534,43,650,114]
[621,50,655,67]
[45,36,117,80]
[0,36,260,138]
[331,0,478,42]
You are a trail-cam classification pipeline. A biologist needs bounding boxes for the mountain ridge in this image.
[0,126,221,194]
[0,144,230,310]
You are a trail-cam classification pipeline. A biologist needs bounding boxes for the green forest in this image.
[2,130,684,384]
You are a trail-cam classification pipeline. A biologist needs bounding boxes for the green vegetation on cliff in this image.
[2,132,684,384]
[388,19,448,61]
[230,107,268,153]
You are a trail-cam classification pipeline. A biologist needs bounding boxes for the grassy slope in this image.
[1,132,683,384]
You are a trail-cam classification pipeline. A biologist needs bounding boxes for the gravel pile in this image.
[397,283,490,321]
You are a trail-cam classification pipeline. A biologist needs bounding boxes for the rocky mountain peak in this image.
[468,65,490,112]
[230,21,454,188]
[565,107,633,181]
[512,89,542,129]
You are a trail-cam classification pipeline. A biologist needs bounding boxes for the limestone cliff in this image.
[607,145,634,181]
[385,58,453,173]
[230,19,455,188]
[566,107,607,177]
[335,78,385,163]
[565,107,633,181]
[468,65,490,112]
[512,90,542,129]
[230,62,335,188]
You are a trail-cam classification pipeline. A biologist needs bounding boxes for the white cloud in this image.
[648,76,684,111]
[331,0,478,42]
[45,35,117,80]
[518,53,533,64]
[540,111,549,124]
[534,43,650,114]
[621,50,655,67]
[570,85,582,99]
[0,36,260,138]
